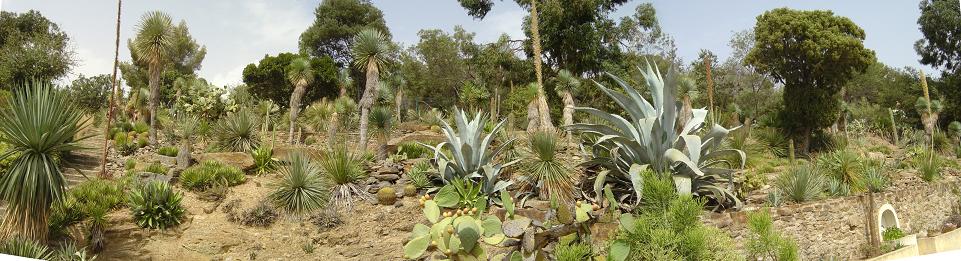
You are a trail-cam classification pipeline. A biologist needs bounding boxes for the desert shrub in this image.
[742,171,767,193]
[816,148,862,191]
[914,150,943,182]
[0,237,53,259]
[250,146,277,175]
[228,201,278,227]
[132,121,149,134]
[775,164,825,203]
[882,227,905,241]
[113,133,137,156]
[136,136,149,148]
[214,108,260,152]
[746,210,799,261]
[49,179,124,238]
[397,141,430,159]
[519,131,577,204]
[320,146,368,209]
[180,160,246,190]
[934,131,952,152]
[271,152,329,215]
[127,181,185,229]
[143,162,168,175]
[555,241,593,261]
[406,161,433,188]
[825,177,850,197]
[863,160,890,193]
[311,209,343,231]
[810,130,847,153]
[157,146,179,157]
[124,158,137,170]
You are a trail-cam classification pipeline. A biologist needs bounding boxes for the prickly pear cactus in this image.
[404,194,506,260]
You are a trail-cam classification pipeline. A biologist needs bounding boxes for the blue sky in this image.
[1,0,935,87]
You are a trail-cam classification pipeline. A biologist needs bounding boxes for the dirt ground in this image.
[98,174,426,260]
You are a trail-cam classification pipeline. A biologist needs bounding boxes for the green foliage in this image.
[775,163,825,203]
[298,0,389,64]
[158,146,179,157]
[0,10,73,88]
[407,161,434,189]
[403,197,505,260]
[53,240,96,261]
[816,149,863,191]
[609,193,741,261]
[746,210,799,261]
[746,8,875,152]
[113,133,138,156]
[428,109,516,201]
[863,160,890,193]
[271,152,329,215]
[180,160,246,191]
[555,241,593,261]
[398,141,431,159]
[882,227,905,241]
[949,121,961,138]
[144,162,168,175]
[214,107,261,152]
[127,181,185,229]
[914,150,944,182]
[68,74,112,113]
[825,177,851,197]
[377,187,397,205]
[242,52,338,110]
[519,131,576,204]
[0,237,53,259]
[753,128,789,157]
[132,121,149,134]
[320,146,367,208]
[0,81,88,240]
[251,146,278,175]
[569,63,745,210]
[125,158,137,170]
[434,178,484,209]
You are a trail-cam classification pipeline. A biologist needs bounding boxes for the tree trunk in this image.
[288,81,307,144]
[358,64,380,151]
[561,90,574,135]
[148,62,160,145]
[527,99,540,132]
[177,139,190,170]
[100,0,123,178]
[327,112,339,148]
[529,0,554,132]
[394,87,404,123]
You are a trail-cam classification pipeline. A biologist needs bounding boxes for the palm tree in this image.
[554,69,579,136]
[286,57,314,144]
[132,11,174,145]
[529,0,554,131]
[352,28,393,151]
[0,82,88,241]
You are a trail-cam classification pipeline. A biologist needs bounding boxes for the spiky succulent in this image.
[425,110,517,197]
[567,63,745,210]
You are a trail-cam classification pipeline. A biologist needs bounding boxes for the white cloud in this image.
[477,9,525,42]
[207,64,246,87]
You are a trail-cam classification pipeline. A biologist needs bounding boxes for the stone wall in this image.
[704,180,961,260]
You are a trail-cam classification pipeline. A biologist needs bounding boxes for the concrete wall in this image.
[704,180,961,260]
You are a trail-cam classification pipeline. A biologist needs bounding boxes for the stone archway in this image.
[877,203,900,239]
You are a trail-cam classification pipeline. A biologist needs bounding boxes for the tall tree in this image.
[68,74,113,113]
[287,57,314,144]
[916,0,961,123]
[352,28,393,151]
[241,53,338,109]
[132,11,175,145]
[0,10,75,89]
[745,8,875,152]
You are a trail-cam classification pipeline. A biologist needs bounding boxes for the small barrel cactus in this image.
[377,187,397,205]
[404,184,417,197]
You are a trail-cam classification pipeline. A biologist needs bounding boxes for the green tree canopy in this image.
[0,10,74,89]
[242,53,338,109]
[299,0,389,65]
[745,8,875,151]
[916,0,961,74]
[68,74,113,113]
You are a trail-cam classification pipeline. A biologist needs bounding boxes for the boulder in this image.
[194,152,255,170]
[375,174,400,182]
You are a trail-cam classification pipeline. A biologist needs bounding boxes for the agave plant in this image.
[425,109,517,198]
[271,152,330,215]
[567,63,745,210]
[0,82,89,240]
[214,107,261,152]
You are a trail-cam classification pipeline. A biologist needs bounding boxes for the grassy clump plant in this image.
[319,146,369,209]
[518,130,577,205]
[914,149,943,182]
[746,210,799,261]
[0,237,53,259]
[270,152,329,215]
[157,146,179,157]
[775,163,825,203]
[180,160,246,191]
[816,148,863,192]
[214,107,261,152]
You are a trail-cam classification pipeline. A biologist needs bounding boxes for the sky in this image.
[0,0,937,87]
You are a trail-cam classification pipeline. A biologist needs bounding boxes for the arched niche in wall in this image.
[877,203,900,239]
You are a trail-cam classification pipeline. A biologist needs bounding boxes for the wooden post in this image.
[99,0,123,178]
[704,55,715,123]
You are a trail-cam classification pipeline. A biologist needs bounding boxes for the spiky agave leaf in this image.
[0,82,89,241]
[425,109,516,197]
[271,152,330,215]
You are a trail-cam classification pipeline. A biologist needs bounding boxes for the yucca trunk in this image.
[394,87,403,122]
[358,63,380,151]
[148,62,160,144]
[561,90,574,136]
[289,80,307,144]
[327,112,339,148]
[529,0,554,132]
[527,99,540,132]
[177,138,190,170]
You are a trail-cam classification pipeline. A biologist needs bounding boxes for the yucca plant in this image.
[214,107,261,152]
[425,109,517,198]
[567,63,745,210]
[519,131,578,205]
[369,106,393,159]
[319,146,369,209]
[167,114,205,169]
[127,181,185,229]
[0,82,89,240]
[775,164,825,203]
[271,152,330,215]
[0,237,53,259]
[816,149,863,191]
[862,160,890,193]
[915,150,943,182]
[753,127,789,158]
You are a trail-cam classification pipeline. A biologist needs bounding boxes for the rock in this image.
[503,217,532,238]
[375,174,400,181]
[397,122,430,133]
[135,172,171,183]
[194,152,255,170]
[377,165,401,175]
[521,227,536,252]
[155,155,177,166]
